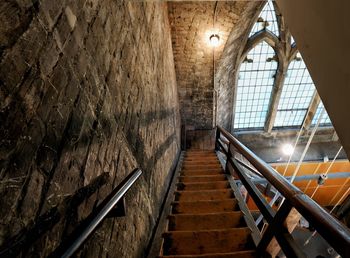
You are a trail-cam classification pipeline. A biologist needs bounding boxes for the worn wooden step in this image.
[168,212,245,231]
[184,157,218,162]
[184,155,217,159]
[174,189,233,201]
[177,181,229,191]
[183,164,221,169]
[183,161,220,166]
[178,175,226,183]
[162,228,253,255]
[181,167,223,173]
[185,150,215,154]
[159,250,257,258]
[172,199,238,214]
[181,169,223,175]
[181,169,224,176]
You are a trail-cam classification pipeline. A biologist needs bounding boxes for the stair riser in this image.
[177,181,229,191]
[181,169,223,173]
[168,213,245,231]
[172,200,238,214]
[180,171,223,177]
[183,159,221,166]
[158,250,257,258]
[178,175,226,183]
[184,156,217,160]
[162,228,253,255]
[175,190,233,201]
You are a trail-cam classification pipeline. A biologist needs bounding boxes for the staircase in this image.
[158,150,257,258]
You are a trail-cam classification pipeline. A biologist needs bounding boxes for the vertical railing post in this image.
[215,126,220,151]
[224,143,232,175]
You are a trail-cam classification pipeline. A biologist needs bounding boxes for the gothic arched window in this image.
[249,1,279,37]
[234,41,278,129]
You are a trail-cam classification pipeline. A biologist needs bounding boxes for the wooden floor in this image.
[158,150,257,258]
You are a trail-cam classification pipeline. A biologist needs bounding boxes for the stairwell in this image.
[158,150,257,258]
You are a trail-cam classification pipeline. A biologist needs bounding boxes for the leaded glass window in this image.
[234,41,277,129]
[250,1,279,37]
[274,53,315,127]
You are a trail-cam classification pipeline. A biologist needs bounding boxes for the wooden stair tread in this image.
[159,250,257,258]
[178,175,226,183]
[168,211,245,231]
[180,171,224,176]
[182,167,223,171]
[183,160,220,165]
[177,181,229,190]
[174,189,233,201]
[183,164,222,169]
[157,150,256,257]
[172,199,238,214]
[162,228,253,255]
[177,181,230,191]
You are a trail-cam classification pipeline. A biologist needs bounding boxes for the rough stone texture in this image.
[214,1,263,130]
[0,1,180,257]
[168,1,250,130]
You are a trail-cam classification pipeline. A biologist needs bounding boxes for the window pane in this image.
[312,102,332,126]
[250,0,279,37]
[274,53,315,128]
[234,41,277,129]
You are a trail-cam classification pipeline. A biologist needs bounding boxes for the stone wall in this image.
[215,1,263,130]
[0,1,180,257]
[168,1,250,130]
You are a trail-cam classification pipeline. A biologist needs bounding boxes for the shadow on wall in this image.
[0,173,109,257]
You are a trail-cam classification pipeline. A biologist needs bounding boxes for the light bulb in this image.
[209,34,220,47]
[282,144,294,156]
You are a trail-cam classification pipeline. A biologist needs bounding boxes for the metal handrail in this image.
[52,168,142,258]
[216,126,350,258]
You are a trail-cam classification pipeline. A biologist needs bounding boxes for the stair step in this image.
[162,228,253,255]
[182,166,223,171]
[159,250,257,258]
[185,151,215,155]
[183,158,221,166]
[180,170,224,176]
[175,189,233,201]
[178,175,226,183]
[168,212,245,231]
[172,199,238,214]
[184,156,217,160]
[184,158,218,162]
[182,164,222,170]
[177,181,229,191]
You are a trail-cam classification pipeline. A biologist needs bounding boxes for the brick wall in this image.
[0,1,180,257]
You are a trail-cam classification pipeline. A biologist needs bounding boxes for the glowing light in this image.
[282,144,294,156]
[209,34,220,47]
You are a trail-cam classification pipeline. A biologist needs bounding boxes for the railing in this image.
[49,168,142,258]
[215,126,350,258]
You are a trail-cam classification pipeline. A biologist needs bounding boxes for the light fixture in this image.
[282,143,294,156]
[209,34,220,47]
[317,174,328,185]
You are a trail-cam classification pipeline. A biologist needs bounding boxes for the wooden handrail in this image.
[216,126,350,258]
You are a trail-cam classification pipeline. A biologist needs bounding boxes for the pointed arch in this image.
[233,40,278,129]
[249,0,280,37]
